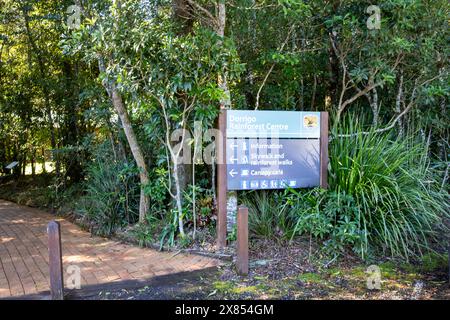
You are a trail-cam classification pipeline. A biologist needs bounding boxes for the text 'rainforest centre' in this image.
[228,114,289,132]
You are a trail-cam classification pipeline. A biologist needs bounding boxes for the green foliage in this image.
[243,116,448,261]
[244,191,279,238]
[286,188,328,239]
[420,252,448,273]
[144,167,170,217]
[329,118,449,259]
[243,187,363,255]
[182,184,215,229]
[159,208,179,249]
[1,0,448,259]
[242,191,296,240]
[282,188,363,257]
[227,224,237,242]
[131,215,160,247]
[76,141,140,236]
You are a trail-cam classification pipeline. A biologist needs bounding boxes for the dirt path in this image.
[0,200,219,299]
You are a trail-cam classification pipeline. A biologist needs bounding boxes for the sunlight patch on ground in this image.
[23,162,55,175]
[0,237,15,243]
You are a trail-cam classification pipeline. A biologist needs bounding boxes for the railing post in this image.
[47,221,64,300]
[236,205,249,275]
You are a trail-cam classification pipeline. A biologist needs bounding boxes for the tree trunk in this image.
[311,75,317,110]
[62,61,83,184]
[327,33,340,109]
[91,2,151,223]
[172,0,194,210]
[22,7,60,177]
[21,152,26,176]
[395,73,404,137]
[172,161,185,236]
[438,65,447,160]
[216,2,230,110]
[215,1,238,241]
[0,139,5,175]
[172,0,193,34]
[41,147,47,174]
[31,148,36,177]
[369,86,379,126]
[110,86,150,223]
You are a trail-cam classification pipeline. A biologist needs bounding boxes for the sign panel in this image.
[217,110,327,247]
[227,110,321,139]
[226,138,320,190]
[5,162,19,170]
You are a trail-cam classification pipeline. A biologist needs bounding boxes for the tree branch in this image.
[332,76,439,140]
[255,24,295,110]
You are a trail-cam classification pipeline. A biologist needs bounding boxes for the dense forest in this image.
[0,0,448,262]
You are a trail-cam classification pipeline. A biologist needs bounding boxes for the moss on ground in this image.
[89,257,449,300]
[297,272,323,283]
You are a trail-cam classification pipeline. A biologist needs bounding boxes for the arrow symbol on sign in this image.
[229,169,238,178]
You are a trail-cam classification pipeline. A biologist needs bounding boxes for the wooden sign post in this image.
[47,221,64,300]
[217,110,228,249]
[320,112,329,189]
[236,205,249,275]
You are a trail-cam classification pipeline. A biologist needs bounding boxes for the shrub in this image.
[144,167,170,218]
[76,141,140,236]
[242,118,449,261]
[159,208,179,249]
[420,252,448,272]
[287,188,363,257]
[182,184,215,230]
[131,215,161,247]
[242,190,296,240]
[328,119,449,259]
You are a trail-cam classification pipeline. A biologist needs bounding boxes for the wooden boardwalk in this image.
[0,200,219,298]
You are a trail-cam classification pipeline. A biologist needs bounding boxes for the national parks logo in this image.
[303,114,319,128]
